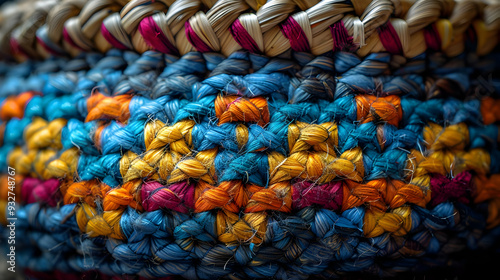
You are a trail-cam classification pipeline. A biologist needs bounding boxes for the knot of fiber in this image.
[26,203,79,253]
[129,96,188,122]
[344,178,429,211]
[430,172,472,207]
[46,147,79,179]
[64,179,111,207]
[21,178,61,207]
[123,50,164,76]
[103,180,142,211]
[352,123,418,152]
[292,181,343,211]
[174,96,216,123]
[75,203,124,239]
[245,182,292,213]
[195,181,257,213]
[310,207,364,240]
[61,119,99,155]
[10,149,57,179]
[287,122,338,154]
[264,213,314,256]
[77,154,122,187]
[333,52,390,77]
[25,117,67,150]
[0,91,38,120]
[474,174,500,203]
[45,95,82,121]
[269,101,323,125]
[145,119,195,153]
[98,120,146,155]
[336,74,422,99]
[323,147,365,182]
[174,211,218,256]
[3,118,30,146]
[363,149,408,180]
[423,122,469,151]
[354,95,403,126]
[217,210,267,245]
[85,92,132,122]
[167,148,218,184]
[119,150,180,183]
[413,202,457,231]
[405,149,446,180]
[442,99,482,125]
[157,52,206,80]
[142,181,194,213]
[217,151,269,186]
[288,56,335,103]
[468,125,499,149]
[110,207,188,264]
[318,96,357,123]
[363,207,414,238]
[215,95,270,126]
[204,123,282,153]
[481,97,500,125]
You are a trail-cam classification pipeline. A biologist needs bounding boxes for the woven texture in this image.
[1,0,500,279]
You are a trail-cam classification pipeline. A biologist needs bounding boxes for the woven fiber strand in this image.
[1,0,500,279]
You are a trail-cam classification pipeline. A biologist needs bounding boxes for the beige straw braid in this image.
[0,0,499,61]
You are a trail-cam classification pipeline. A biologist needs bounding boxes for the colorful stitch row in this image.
[2,49,498,108]
[5,114,500,186]
[4,96,500,200]
[2,0,499,60]
[3,199,500,279]
[5,168,500,217]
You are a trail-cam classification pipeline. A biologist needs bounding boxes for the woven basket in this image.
[1,0,500,279]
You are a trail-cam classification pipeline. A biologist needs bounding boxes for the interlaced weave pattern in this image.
[1,0,500,279]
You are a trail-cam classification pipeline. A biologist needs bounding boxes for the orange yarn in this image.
[0,91,39,121]
[345,179,428,210]
[215,95,270,126]
[103,179,143,211]
[355,95,403,126]
[64,179,111,207]
[481,97,500,125]
[86,92,132,123]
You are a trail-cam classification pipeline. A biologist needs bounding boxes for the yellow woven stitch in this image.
[25,118,67,150]
[121,120,195,182]
[363,206,413,238]
[76,203,125,240]
[168,148,218,184]
[46,147,80,179]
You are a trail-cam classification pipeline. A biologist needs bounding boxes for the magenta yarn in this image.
[292,181,343,210]
[62,27,86,51]
[21,178,61,207]
[141,181,195,213]
[184,21,212,53]
[377,21,404,55]
[138,16,178,55]
[423,24,442,51]
[230,19,261,53]
[100,24,129,50]
[280,17,310,52]
[330,21,355,52]
[430,171,472,207]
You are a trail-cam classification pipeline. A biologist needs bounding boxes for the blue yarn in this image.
[62,119,99,155]
[363,149,409,180]
[77,154,122,187]
[217,151,270,186]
